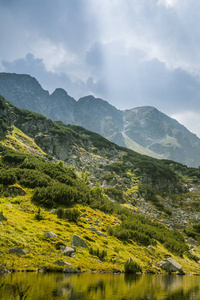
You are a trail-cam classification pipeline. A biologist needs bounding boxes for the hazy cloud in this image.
[1,0,200,136]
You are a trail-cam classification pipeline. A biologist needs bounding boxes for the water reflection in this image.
[0,273,200,300]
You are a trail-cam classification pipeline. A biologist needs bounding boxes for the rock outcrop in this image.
[54,260,71,266]
[9,247,26,255]
[71,235,88,249]
[0,264,10,274]
[158,257,184,275]
[44,231,57,238]
[61,246,76,258]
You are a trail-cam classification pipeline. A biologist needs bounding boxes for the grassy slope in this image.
[1,190,200,274]
[1,125,46,157]
[0,97,199,274]
[0,131,199,274]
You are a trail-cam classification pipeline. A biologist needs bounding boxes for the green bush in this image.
[18,169,51,188]
[124,260,142,273]
[89,247,107,261]
[57,207,65,219]
[193,224,200,233]
[0,170,16,185]
[187,252,199,262]
[64,208,80,222]
[34,208,45,221]
[32,183,79,208]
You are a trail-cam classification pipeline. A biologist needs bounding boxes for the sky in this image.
[1,0,200,137]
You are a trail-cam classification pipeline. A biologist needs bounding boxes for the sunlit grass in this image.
[0,188,200,274]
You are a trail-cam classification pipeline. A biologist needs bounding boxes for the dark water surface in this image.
[0,272,200,300]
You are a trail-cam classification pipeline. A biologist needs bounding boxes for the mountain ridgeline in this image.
[0,94,181,194]
[0,72,200,167]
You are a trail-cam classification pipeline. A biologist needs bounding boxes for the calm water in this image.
[0,272,200,300]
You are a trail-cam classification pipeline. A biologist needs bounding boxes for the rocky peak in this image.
[1,72,200,166]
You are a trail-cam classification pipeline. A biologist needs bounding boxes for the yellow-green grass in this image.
[0,126,46,156]
[0,188,200,274]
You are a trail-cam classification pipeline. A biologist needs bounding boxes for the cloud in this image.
[85,41,200,114]
[1,0,200,135]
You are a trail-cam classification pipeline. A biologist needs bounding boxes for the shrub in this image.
[34,208,45,221]
[57,207,65,219]
[89,247,107,261]
[0,170,16,185]
[64,208,80,222]
[32,183,80,208]
[193,224,200,233]
[124,260,142,273]
[187,252,199,262]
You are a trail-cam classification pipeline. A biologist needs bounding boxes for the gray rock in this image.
[61,246,76,257]
[159,257,184,275]
[9,247,26,255]
[7,186,26,196]
[88,225,107,237]
[71,235,88,249]
[54,260,71,266]
[44,231,57,238]
[0,264,10,274]
[80,214,86,218]
[96,230,107,237]
[188,237,199,247]
[88,225,97,231]
[63,268,81,273]
[50,209,57,214]
[0,212,7,222]
[148,246,155,252]
[6,204,13,208]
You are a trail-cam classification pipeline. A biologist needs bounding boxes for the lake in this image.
[0,272,200,299]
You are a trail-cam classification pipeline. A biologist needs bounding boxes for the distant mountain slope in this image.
[0,94,181,194]
[0,72,200,167]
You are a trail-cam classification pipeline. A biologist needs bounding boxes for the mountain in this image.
[1,94,200,275]
[0,72,200,167]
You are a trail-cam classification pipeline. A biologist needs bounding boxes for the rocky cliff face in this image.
[1,72,200,167]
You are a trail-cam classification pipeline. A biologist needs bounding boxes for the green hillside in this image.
[0,95,200,274]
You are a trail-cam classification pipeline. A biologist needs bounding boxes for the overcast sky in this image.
[1,0,200,136]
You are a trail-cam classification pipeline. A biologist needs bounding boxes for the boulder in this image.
[71,235,88,249]
[96,230,107,237]
[54,260,71,266]
[0,212,7,222]
[63,268,81,273]
[188,237,199,247]
[80,214,86,218]
[44,231,57,238]
[9,247,26,255]
[0,264,10,274]
[61,246,75,258]
[148,246,155,252]
[88,225,97,231]
[7,185,26,196]
[88,225,107,237]
[158,257,184,275]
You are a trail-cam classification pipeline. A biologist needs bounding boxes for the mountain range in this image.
[0,72,200,167]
